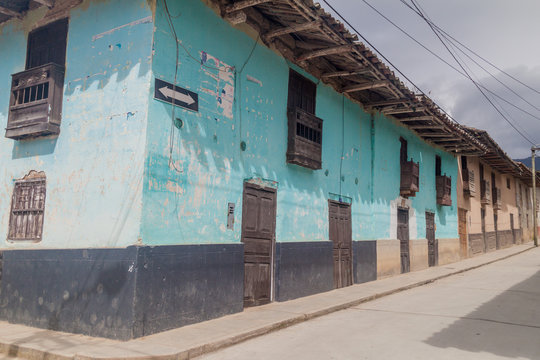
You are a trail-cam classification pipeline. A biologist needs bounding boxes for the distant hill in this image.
[514,156,540,169]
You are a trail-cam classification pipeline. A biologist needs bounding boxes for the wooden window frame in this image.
[5,19,68,140]
[7,172,47,241]
[399,137,419,197]
[286,70,323,170]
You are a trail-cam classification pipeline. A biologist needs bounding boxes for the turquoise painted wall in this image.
[141,0,458,246]
[0,0,154,249]
[370,112,458,240]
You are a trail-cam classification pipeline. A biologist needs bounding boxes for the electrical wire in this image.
[359,0,540,123]
[399,0,540,96]
[236,33,261,145]
[320,0,462,126]
[339,96,345,198]
[399,0,540,114]
[162,0,183,173]
[408,0,536,145]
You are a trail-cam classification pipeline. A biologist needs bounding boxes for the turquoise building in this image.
[0,0,482,339]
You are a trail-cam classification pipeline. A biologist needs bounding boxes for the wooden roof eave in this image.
[221,0,482,154]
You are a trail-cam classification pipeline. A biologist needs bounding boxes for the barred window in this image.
[8,172,46,241]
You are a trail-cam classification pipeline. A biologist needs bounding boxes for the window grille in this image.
[8,174,46,241]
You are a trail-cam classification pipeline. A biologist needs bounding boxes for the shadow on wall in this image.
[437,205,447,226]
[12,137,58,159]
[425,269,540,359]
[150,99,370,223]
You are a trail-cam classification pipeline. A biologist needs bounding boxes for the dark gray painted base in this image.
[485,231,497,252]
[469,233,485,255]
[0,244,243,340]
[0,248,137,340]
[515,229,523,243]
[133,244,243,338]
[353,241,377,284]
[497,230,514,248]
[274,241,333,302]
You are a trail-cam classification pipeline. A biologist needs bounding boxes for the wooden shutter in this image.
[26,18,68,69]
[8,177,46,241]
[287,70,316,114]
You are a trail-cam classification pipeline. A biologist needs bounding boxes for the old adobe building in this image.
[0,0,535,340]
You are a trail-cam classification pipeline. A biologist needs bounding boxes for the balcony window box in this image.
[480,179,491,206]
[400,160,419,197]
[462,168,476,197]
[436,175,452,206]
[6,63,64,140]
[286,107,323,170]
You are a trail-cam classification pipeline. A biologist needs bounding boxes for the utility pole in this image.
[532,146,540,247]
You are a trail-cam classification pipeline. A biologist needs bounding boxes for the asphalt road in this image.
[198,248,540,360]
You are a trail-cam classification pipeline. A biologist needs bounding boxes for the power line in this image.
[320,0,463,126]
[408,0,536,145]
[399,0,540,96]
[359,0,540,122]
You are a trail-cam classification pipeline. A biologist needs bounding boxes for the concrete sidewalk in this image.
[0,244,534,360]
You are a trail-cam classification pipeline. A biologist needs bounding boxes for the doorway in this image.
[328,200,353,289]
[494,213,499,249]
[397,208,410,273]
[458,208,468,258]
[481,208,486,252]
[510,214,516,244]
[426,212,437,267]
[241,183,277,307]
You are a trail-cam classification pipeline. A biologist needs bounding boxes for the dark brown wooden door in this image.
[397,208,410,273]
[494,214,499,249]
[426,212,437,267]
[241,183,277,307]
[329,200,352,289]
[481,209,487,252]
[510,214,516,244]
[458,208,468,258]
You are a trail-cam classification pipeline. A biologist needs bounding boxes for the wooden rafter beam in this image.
[225,11,247,25]
[430,138,461,142]
[423,133,457,138]
[297,44,357,62]
[343,80,388,93]
[396,116,434,122]
[322,69,372,79]
[0,6,22,18]
[410,125,446,130]
[33,0,54,7]
[264,20,322,40]
[383,107,426,115]
[364,98,410,107]
[226,0,272,13]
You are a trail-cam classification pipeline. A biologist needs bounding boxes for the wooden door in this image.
[510,214,516,244]
[458,209,468,258]
[494,214,499,249]
[241,183,277,307]
[426,212,437,267]
[397,208,410,273]
[481,209,487,252]
[329,200,352,289]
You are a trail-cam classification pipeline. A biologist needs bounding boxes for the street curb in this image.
[0,245,535,360]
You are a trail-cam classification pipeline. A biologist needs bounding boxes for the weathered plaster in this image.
[140,0,460,247]
[0,0,154,249]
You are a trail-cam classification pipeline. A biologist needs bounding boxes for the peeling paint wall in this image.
[141,0,459,246]
[371,112,458,241]
[0,0,154,249]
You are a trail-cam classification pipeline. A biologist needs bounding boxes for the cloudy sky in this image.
[325,0,540,159]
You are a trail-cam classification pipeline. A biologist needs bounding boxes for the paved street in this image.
[199,248,540,360]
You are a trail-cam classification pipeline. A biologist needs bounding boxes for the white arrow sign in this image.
[159,86,195,105]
